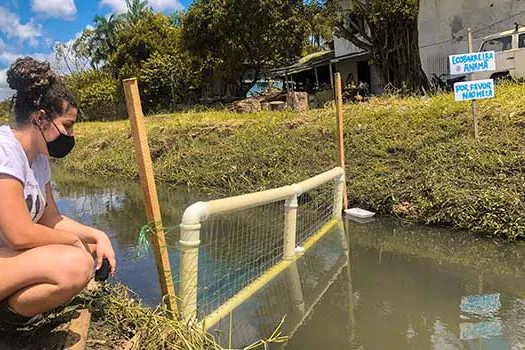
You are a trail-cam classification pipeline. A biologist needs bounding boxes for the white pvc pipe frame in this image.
[178,167,345,321]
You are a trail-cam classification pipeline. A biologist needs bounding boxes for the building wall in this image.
[334,0,365,58]
[419,0,525,77]
[336,59,358,84]
[336,0,525,83]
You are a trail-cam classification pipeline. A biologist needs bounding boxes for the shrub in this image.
[65,70,121,121]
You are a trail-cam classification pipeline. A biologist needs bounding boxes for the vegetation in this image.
[182,0,308,95]
[46,0,335,119]
[0,100,10,124]
[56,83,525,240]
[335,0,429,92]
[0,282,286,349]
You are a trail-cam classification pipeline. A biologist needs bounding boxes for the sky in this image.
[0,0,192,100]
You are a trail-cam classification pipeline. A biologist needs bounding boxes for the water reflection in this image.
[50,169,525,349]
[51,169,206,305]
[286,219,525,350]
[207,222,350,348]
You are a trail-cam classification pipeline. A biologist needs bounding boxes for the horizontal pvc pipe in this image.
[206,185,295,216]
[180,167,344,225]
[296,167,344,194]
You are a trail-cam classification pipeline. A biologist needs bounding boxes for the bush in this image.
[0,100,11,124]
[139,52,198,113]
[65,70,121,121]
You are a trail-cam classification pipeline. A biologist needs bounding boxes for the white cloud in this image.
[0,68,14,101]
[0,69,8,89]
[0,52,22,65]
[0,6,42,43]
[0,51,58,100]
[148,0,183,11]
[31,0,77,20]
[100,0,127,13]
[100,0,183,13]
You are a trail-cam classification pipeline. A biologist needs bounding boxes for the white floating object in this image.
[345,208,376,219]
[295,246,305,255]
[347,216,376,224]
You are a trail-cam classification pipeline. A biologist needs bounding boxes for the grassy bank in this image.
[53,83,525,239]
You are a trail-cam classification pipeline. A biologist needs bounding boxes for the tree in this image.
[304,0,337,50]
[183,0,309,95]
[124,0,150,26]
[140,52,198,111]
[54,40,91,74]
[110,11,181,79]
[75,14,122,69]
[335,0,429,92]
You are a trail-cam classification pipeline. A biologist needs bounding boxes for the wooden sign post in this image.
[123,78,178,316]
[468,28,480,139]
[334,72,349,211]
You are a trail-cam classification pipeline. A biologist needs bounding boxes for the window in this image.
[519,33,525,48]
[481,36,512,52]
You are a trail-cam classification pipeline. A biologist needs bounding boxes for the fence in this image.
[177,167,345,329]
[208,221,350,348]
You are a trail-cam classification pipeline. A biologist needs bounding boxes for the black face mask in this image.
[43,121,75,159]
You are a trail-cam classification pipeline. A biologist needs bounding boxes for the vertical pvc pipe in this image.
[284,261,305,316]
[333,174,345,218]
[179,222,201,322]
[334,73,349,211]
[283,194,298,260]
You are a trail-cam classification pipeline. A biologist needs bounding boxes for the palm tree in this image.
[125,0,150,26]
[88,14,121,66]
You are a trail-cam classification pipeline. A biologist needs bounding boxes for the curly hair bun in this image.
[6,57,57,99]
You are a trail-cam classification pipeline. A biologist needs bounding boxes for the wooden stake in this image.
[122,78,178,315]
[334,72,349,210]
[468,28,480,139]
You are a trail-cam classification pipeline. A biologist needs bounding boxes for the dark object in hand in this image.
[95,258,110,282]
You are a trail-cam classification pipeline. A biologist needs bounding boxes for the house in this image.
[332,0,525,93]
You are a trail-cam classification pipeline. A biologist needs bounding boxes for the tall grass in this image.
[59,83,525,239]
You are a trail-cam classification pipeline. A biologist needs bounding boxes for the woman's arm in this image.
[39,183,104,244]
[39,183,117,274]
[0,175,82,250]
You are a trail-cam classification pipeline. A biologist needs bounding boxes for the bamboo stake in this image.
[468,28,480,139]
[334,72,349,210]
[123,78,178,316]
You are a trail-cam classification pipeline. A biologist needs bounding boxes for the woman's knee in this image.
[56,247,94,293]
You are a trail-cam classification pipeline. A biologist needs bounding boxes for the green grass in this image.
[52,82,525,239]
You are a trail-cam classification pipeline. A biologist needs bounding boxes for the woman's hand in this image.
[93,230,117,276]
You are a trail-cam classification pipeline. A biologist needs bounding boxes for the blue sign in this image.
[460,294,501,316]
[449,51,496,75]
[454,79,495,101]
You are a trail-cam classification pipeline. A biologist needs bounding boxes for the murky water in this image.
[52,170,525,349]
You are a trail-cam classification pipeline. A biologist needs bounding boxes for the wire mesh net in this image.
[172,171,340,323]
[296,181,335,246]
[195,201,286,319]
[208,223,348,348]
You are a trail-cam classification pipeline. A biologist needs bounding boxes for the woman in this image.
[0,57,116,326]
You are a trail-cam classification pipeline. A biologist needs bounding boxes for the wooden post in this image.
[334,73,349,211]
[122,78,178,315]
[468,28,480,139]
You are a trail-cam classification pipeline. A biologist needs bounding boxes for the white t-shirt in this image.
[0,126,50,248]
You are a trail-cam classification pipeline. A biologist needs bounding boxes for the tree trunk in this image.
[336,0,430,93]
[371,16,429,93]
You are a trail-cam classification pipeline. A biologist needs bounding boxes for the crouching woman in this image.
[0,57,116,327]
